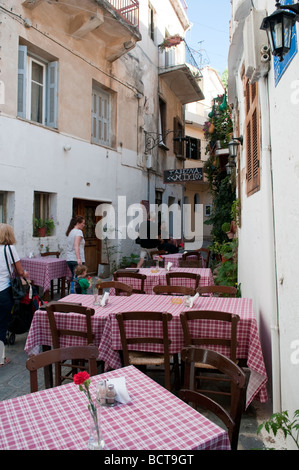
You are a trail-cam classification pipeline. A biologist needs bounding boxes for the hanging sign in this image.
[163,168,203,184]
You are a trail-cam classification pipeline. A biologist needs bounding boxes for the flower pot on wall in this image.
[37,227,47,237]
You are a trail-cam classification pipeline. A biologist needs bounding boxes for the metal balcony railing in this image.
[106,0,139,28]
[160,40,202,78]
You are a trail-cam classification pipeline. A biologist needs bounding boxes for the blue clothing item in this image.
[67,261,78,280]
[0,287,13,343]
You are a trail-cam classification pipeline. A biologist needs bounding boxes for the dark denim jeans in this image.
[0,287,13,343]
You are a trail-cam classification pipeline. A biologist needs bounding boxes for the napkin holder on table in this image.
[189,292,199,308]
[100,291,109,307]
[166,262,172,271]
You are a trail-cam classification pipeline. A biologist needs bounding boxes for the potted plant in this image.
[120,253,140,268]
[34,217,55,237]
[44,218,55,235]
[159,35,183,50]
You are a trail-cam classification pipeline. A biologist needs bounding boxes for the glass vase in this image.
[156,260,159,270]
[88,404,105,450]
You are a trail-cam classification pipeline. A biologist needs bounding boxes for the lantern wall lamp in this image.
[261,2,299,61]
[145,130,188,152]
[228,136,243,159]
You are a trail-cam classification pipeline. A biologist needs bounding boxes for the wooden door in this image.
[73,199,102,275]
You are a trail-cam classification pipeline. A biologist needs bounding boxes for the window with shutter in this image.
[91,85,111,147]
[17,45,59,128]
[244,77,260,196]
[173,116,185,159]
[186,136,201,159]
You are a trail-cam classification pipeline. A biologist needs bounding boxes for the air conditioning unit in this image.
[243,9,270,83]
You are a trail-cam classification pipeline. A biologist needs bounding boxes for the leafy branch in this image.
[257,410,299,450]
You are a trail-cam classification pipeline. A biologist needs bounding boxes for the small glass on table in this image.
[93,287,101,306]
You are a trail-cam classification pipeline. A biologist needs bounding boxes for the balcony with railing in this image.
[106,0,139,28]
[22,0,141,62]
[159,39,204,104]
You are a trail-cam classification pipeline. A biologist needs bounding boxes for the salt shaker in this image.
[106,383,116,406]
[96,379,107,405]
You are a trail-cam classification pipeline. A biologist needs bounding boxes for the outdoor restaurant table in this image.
[27,293,268,408]
[112,267,214,295]
[0,365,230,450]
[20,256,71,300]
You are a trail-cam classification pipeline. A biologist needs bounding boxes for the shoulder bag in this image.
[4,245,28,301]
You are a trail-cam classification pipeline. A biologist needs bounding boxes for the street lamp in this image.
[228,136,243,159]
[260,2,299,62]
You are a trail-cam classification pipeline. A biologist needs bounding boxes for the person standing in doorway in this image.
[66,215,86,279]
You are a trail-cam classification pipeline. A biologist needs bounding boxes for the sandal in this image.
[0,357,11,367]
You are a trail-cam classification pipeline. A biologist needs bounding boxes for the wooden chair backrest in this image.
[113,272,146,294]
[182,251,201,261]
[197,248,211,268]
[153,285,196,296]
[180,310,240,363]
[46,302,95,349]
[116,310,172,365]
[179,260,202,268]
[96,281,133,296]
[179,346,248,450]
[166,271,201,289]
[26,345,98,393]
[41,252,60,258]
[197,285,237,297]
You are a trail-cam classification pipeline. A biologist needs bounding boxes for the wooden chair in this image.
[113,271,146,294]
[116,311,180,391]
[179,260,202,268]
[41,251,62,299]
[166,271,201,289]
[179,346,248,450]
[182,251,201,261]
[46,302,95,348]
[197,285,237,297]
[46,302,96,382]
[153,285,196,296]
[180,310,240,399]
[96,281,132,296]
[197,248,211,268]
[26,345,98,393]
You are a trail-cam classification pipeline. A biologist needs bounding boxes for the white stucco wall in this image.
[229,0,299,437]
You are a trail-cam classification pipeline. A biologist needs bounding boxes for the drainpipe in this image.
[262,76,281,413]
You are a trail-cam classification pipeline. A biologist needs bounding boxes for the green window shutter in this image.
[17,45,27,118]
[47,61,59,128]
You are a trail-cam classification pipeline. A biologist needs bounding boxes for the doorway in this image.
[73,199,102,275]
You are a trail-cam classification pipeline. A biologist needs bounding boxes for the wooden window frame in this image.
[243,76,260,196]
[91,85,112,147]
[173,116,185,159]
[18,45,59,128]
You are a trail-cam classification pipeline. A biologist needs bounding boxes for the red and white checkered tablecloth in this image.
[25,293,268,407]
[20,257,71,292]
[0,366,230,450]
[111,267,214,295]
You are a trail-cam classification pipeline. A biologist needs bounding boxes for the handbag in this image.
[4,245,28,301]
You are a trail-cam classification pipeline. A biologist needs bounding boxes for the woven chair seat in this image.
[128,351,166,366]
